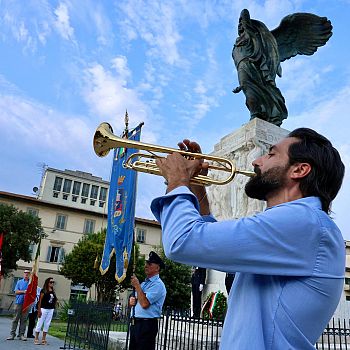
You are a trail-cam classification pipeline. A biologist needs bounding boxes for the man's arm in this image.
[130,275,150,309]
[14,281,26,295]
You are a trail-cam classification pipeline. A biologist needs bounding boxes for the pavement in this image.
[0,317,64,349]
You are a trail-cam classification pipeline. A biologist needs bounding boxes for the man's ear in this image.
[290,162,311,179]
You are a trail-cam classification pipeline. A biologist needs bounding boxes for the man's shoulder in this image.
[15,278,25,287]
[157,277,167,291]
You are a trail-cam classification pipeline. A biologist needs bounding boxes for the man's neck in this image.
[146,272,158,279]
[266,186,304,208]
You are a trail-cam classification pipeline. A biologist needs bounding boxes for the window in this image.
[99,202,104,208]
[63,179,72,193]
[53,192,59,198]
[82,183,90,197]
[345,278,350,285]
[83,219,95,234]
[72,181,81,195]
[81,198,87,204]
[55,214,67,230]
[99,187,107,201]
[53,176,63,191]
[63,194,69,200]
[27,207,39,217]
[90,200,96,206]
[90,185,99,199]
[136,228,146,243]
[47,246,65,263]
[28,244,36,259]
[72,196,78,202]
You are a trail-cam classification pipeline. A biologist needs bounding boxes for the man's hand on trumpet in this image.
[155,139,210,215]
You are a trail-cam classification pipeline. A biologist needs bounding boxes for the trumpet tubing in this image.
[93,122,255,185]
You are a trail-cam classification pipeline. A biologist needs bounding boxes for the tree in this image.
[0,203,44,276]
[60,229,145,302]
[158,248,192,309]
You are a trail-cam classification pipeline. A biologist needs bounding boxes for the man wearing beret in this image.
[129,251,167,350]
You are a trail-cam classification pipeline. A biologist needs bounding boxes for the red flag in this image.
[23,241,40,313]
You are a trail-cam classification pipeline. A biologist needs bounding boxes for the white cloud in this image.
[54,3,75,41]
[81,58,159,143]
[118,1,183,65]
[0,93,94,174]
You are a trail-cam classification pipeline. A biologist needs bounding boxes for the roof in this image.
[0,190,160,226]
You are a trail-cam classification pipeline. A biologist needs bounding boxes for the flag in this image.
[23,240,41,313]
[100,123,142,282]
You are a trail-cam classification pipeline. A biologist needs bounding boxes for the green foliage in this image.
[57,300,72,322]
[0,203,44,276]
[60,229,145,302]
[157,248,191,309]
[202,291,227,320]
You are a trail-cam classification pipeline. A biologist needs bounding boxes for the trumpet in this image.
[93,122,255,186]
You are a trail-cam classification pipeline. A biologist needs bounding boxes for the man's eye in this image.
[267,153,274,157]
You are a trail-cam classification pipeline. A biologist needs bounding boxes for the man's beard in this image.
[245,164,289,201]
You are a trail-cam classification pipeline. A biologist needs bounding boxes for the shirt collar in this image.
[266,196,322,211]
[145,274,160,283]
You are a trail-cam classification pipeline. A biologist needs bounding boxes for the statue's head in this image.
[238,9,251,34]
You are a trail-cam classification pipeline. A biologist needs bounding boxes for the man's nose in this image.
[252,156,262,167]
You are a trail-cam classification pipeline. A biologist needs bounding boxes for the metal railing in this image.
[63,302,113,350]
[64,305,350,350]
[316,318,350,350]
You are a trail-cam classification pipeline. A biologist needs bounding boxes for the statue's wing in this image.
[271,13,332,62]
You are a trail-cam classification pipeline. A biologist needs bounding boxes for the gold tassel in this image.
[94,255,99,269]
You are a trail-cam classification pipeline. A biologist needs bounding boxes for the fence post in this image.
[162,307,170,350]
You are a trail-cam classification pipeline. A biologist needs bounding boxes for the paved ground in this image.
[0,317,64,349]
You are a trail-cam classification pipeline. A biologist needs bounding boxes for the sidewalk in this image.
[0,317,64,349]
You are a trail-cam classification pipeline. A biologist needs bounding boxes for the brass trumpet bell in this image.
[93,122,255,186]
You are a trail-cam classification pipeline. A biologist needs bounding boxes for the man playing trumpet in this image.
[151,128,345,349]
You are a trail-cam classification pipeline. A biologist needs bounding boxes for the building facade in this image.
[0,167,161,311]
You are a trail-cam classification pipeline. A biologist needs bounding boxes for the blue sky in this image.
[1,0,350,238]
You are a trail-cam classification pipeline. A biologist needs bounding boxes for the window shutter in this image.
[47,246,52,262]
[58,247,65,263]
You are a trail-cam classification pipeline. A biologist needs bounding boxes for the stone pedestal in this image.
[203,118,289,298]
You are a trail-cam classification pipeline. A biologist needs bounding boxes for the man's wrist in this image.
[166,179,190,193]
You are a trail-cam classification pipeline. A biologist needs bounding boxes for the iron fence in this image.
[62,302,113,350]
[316,318,350,350]
[69,304,350,350]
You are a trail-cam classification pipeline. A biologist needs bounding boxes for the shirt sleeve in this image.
[145,283,166,305]
[151,187,326,277]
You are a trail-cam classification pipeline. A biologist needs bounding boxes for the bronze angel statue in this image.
[232,9,332,126]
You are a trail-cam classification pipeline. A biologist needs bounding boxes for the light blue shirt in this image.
[134,274,166,318]
[151,186,345,350]
[14,278,29,305]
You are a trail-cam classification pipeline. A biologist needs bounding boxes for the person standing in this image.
[191,267,206,318]
[7,269,30,341]
[26,286,41,338]
[225,273,235,295]
[129,251,166,350]
[151,128,345,349]
[34,277,57,345]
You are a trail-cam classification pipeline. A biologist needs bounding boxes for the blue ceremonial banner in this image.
[100,124,142,282]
